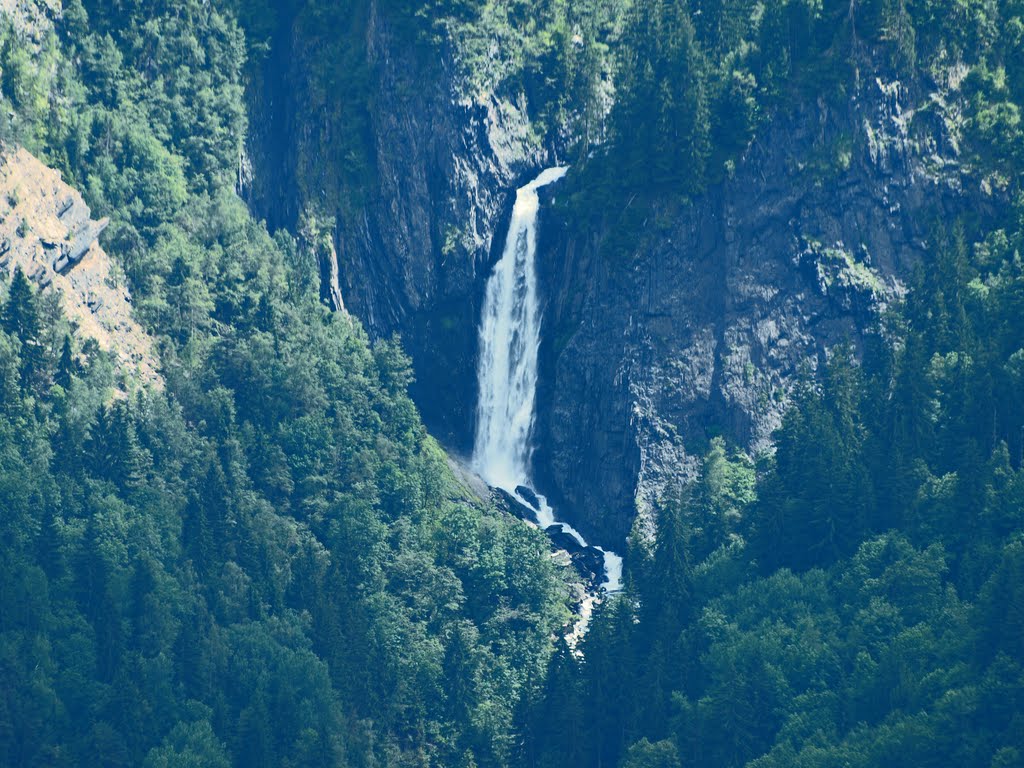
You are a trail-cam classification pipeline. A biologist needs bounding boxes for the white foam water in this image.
[471,167,622,594]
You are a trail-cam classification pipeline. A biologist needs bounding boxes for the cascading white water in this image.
[472,167,622,594]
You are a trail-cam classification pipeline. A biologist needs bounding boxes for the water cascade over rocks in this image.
[472,167,623,604]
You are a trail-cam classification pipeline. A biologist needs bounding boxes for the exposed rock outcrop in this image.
[0,145,160,388]
[0,0,57,39]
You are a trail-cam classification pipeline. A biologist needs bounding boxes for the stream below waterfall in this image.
[471,167,623,600]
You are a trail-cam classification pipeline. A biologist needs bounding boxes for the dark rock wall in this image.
[243,0,544,451]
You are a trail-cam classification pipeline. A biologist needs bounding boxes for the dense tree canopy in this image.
[0,2,568,765]
[1,0,1023,766]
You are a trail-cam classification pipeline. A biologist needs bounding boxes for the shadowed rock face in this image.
[242,0,544,452]
[532,74,1001,546]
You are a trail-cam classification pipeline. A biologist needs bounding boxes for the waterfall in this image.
[472,167,623,594]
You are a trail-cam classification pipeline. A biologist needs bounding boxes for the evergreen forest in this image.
[0,0,1022,766]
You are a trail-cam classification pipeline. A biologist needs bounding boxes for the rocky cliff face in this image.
[245,16,1001,550]
[533,70,1000,546]
[243,0,544,450]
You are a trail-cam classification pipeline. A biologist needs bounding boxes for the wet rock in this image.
[544,524,606,590]
[574,548,607,590]
[544,524,583,553]
[492,487,537,523]
[514,485,541,511]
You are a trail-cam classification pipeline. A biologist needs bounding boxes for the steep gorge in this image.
[243,8,1002,547]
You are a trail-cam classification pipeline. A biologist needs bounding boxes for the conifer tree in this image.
[56,334,76,390]
[3,266,45,389]
[3,267,40,342]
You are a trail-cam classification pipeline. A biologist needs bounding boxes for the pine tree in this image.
[751,351,874,571]
[183,491,214,576]
[120,417,152,493]
[36,507,65,580]
[90,402,153,492]
[656,5,710,193]
[237,693,276,768]
[3,266,45,389]
[199,460,233,562]
[56,334,76,390]
[647,491,694,627]
[881,0,916,72]
[612,0,711,195]
[580,597,640,768]
[3,267,41,341]
[534,641,587,767]
[76,518,125,681]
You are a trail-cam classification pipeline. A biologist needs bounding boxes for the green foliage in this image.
[752,347,874,571]
[529,213,1024,767]
[0,2,567,766]
[621,738,682,768]
[610,0,711,195]
[3,0,1024,766]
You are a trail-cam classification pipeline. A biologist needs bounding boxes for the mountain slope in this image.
[0,144,160,387]
[0,2,568,765]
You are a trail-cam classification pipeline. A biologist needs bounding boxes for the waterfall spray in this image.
[472,167,622,594]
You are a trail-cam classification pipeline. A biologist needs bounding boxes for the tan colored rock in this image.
[0,0,58,41]
[0,144,161,389]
